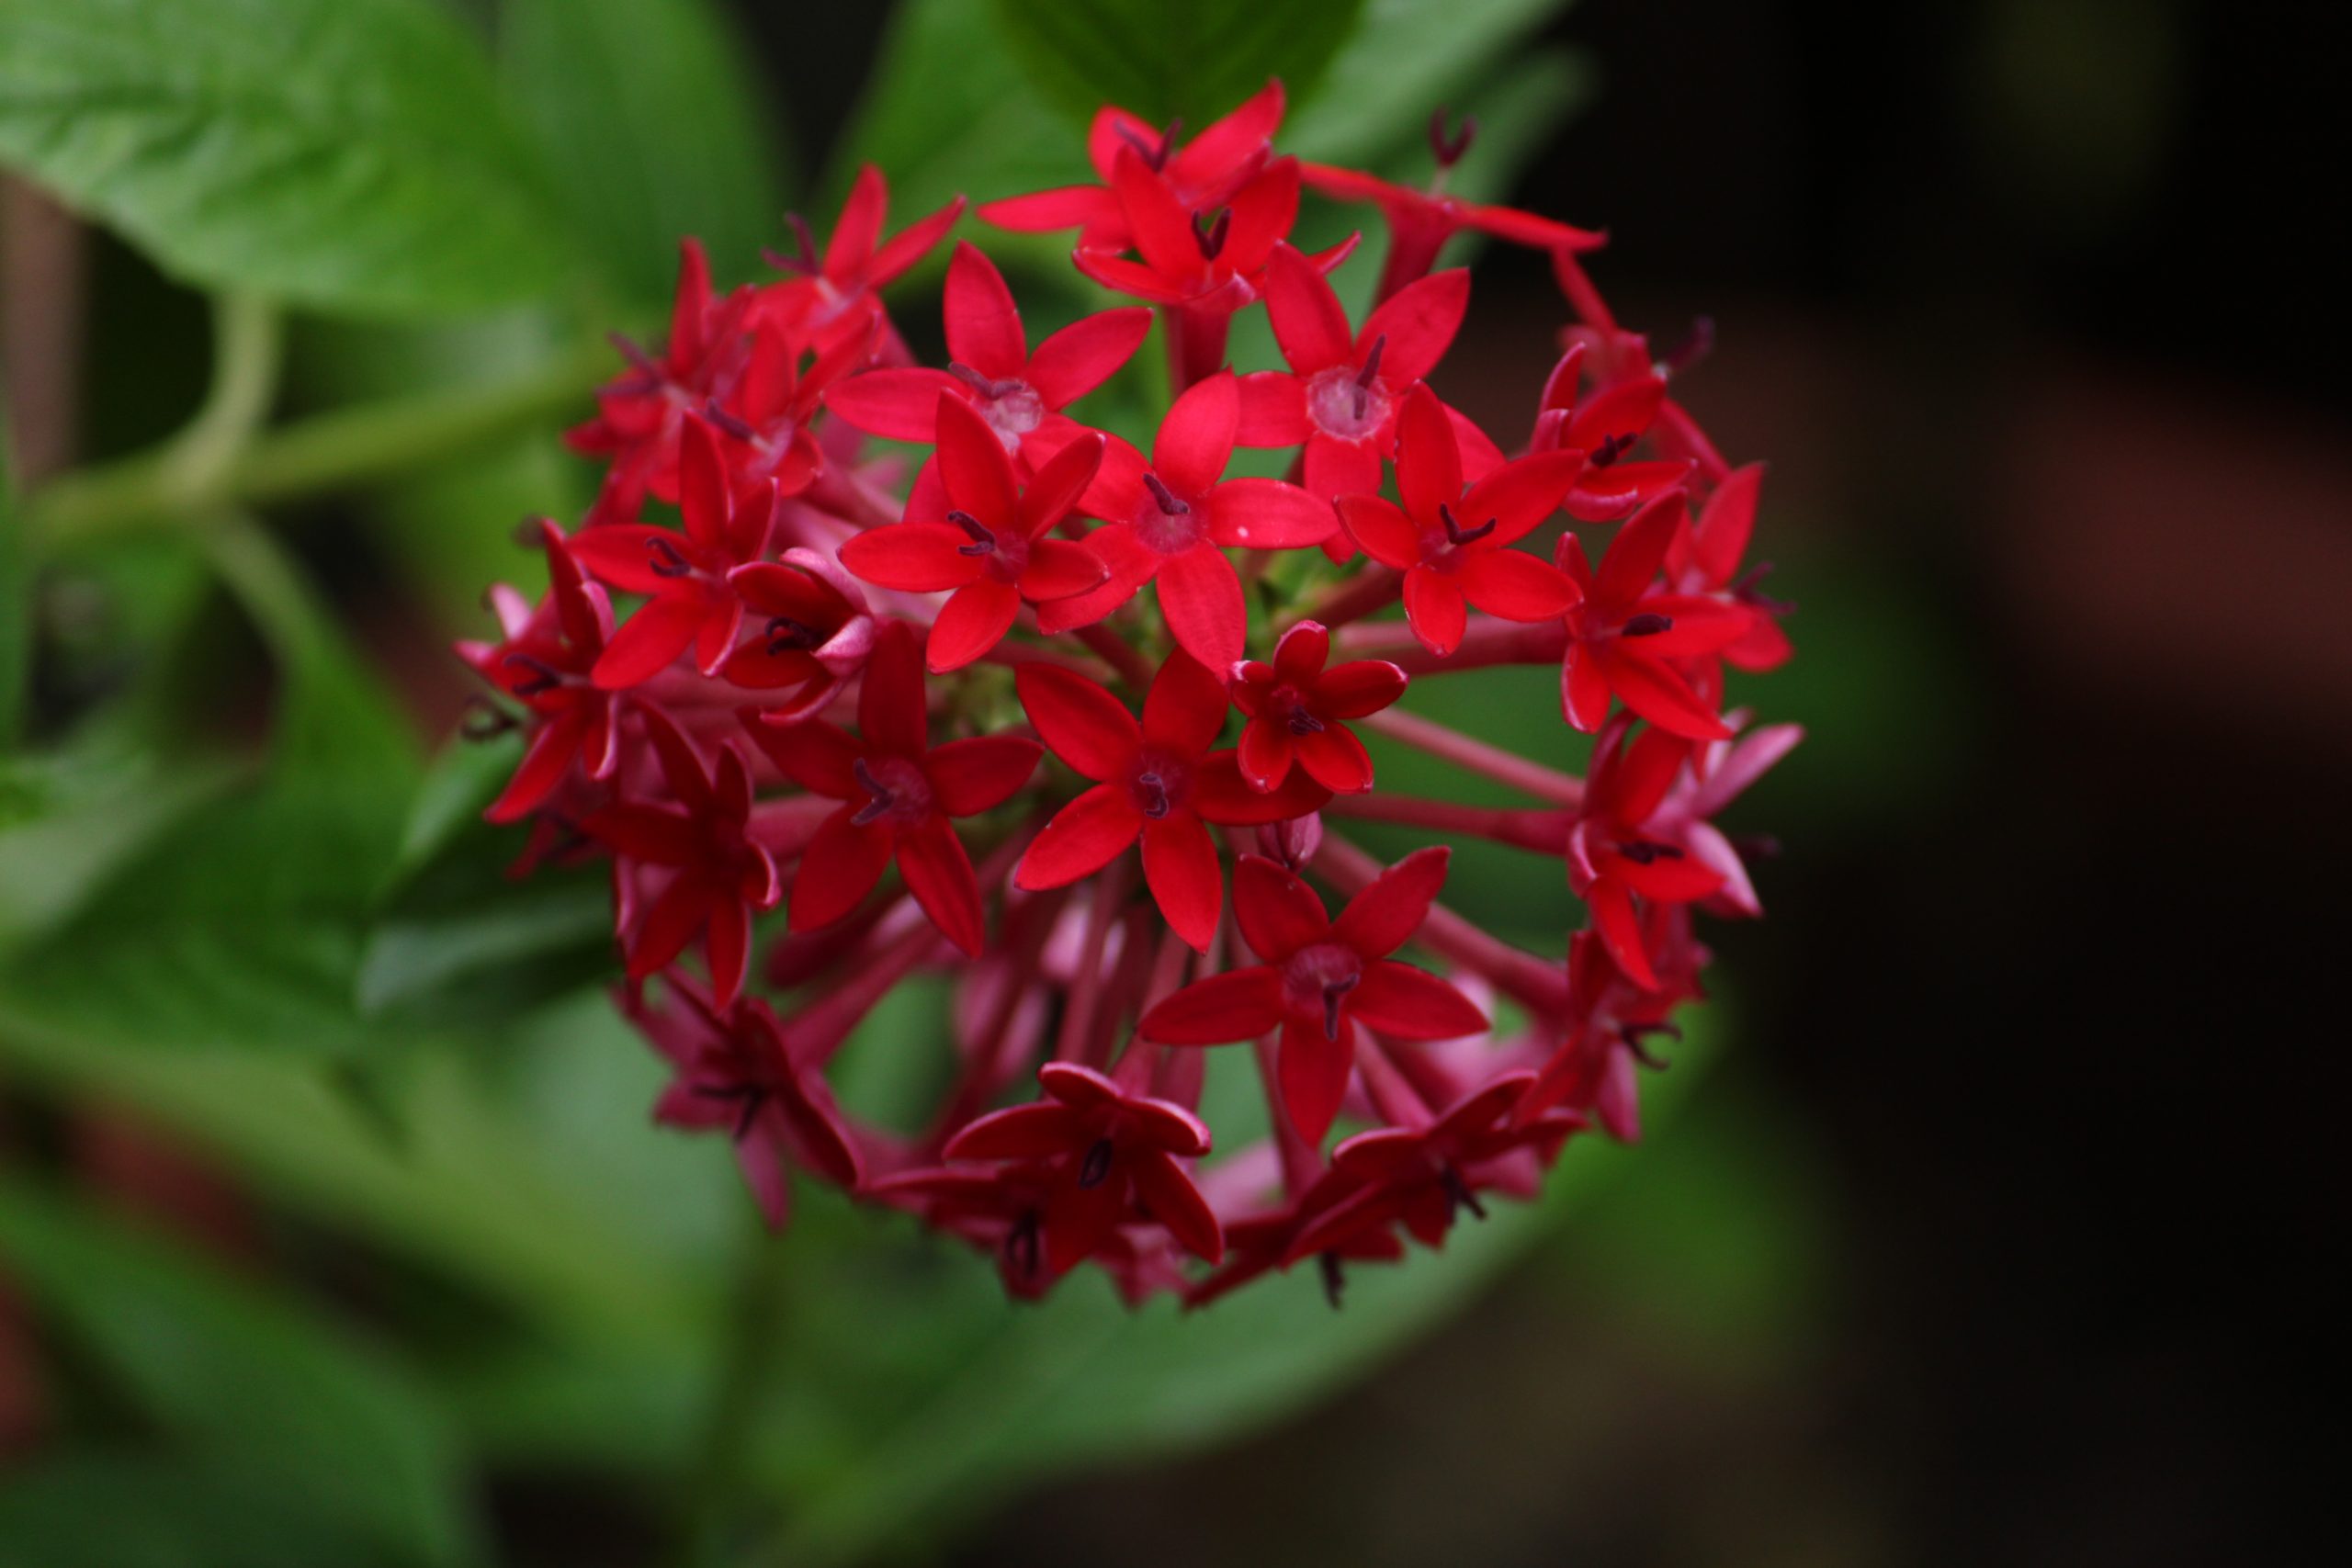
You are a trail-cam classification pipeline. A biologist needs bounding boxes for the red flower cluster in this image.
[462,85,1797,1305]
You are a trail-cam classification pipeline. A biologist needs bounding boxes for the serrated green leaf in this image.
[500,0,795,305]
[0,0,579,318]
[0,1180,480,1567]
[989,0,1367,128]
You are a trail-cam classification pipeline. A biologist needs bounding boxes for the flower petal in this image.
[1141,649,1229,756]
[1206,478,1337,548]
[1233,853,1330,962]
[1350,960,1487,1039]
[1027,307,1153,408]
[1141,813,1224,953]
[1157,543,1247,673]
[857,620,931,757]
[1016,784,1140,888]
[1331,845,1451,958]
[1278,1016,1354,1144]
[1141,966,1284,1044]
[1236,371,1311,447]
[933,392,1021,527]
[929,734,1042,817]
[898,815,986,954]
[823,367,963,441]
[838,523,982,592]
[593,588,707,689]
[1015,663,1141,780]
[1362,265,1470,383]
[790,807,892,931]
[1131,1147,1225,1263]
[1458,548,1580,621]
[1335,495,1421,570]
[1261,241,1351,372]
[943,241,1026,378]
[1394,383,1462,526]
[945,1100,1086,1160]
[1401,565,1467,656]
[1152,370,1239,498]
[926,579,1021,671]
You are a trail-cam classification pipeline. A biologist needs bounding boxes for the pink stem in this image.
[1073,624,1154,694]
[1164,304,1229,393]
[1356,1040,1433,1129]
[1322,792,1572,852]
[1300,567,1402,633]
[1054,859,1132,1063]
[1336,618,1566,674]
[1360,706,1587,807]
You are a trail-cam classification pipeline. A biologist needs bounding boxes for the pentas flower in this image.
[942,1060,1222,1271]
[1236,242,1471,506]
[1303,110,1606,304]
[1555,489,1750,740]
[746,622,1037,955]
[458,82,1796,1306]
[824,242,1149,483]
[457,522,621,823]
[1337,383,1586,655]
[762,164,964,353]
[1141,849,1488,1142]
[582,708,778,1008]
[1228,620,1406,795]
[571,417,777,688]
[838,396,1107,672]
[1042,370,1334,673]
[1015,654,1327,953]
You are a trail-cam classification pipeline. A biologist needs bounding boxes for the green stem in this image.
[26,338,611,547]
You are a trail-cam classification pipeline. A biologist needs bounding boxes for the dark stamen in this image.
[1730,831,1783,861]
[691,1083,770,1142]
[702,399,759,444]
[1733,562,1796,615]
[765,617,820,655]
[503,653,564,697]
[1621,1021,1682,1070]
[851,757,897,826]
[513,517,548,549]
[1116,118,1182,172]
[1591,431,1637,468]
[1191,208,1230,260]
[763,213,820,276]
[1078,1138,1116,1189]
[1142,473,1191,516]
[947,362,1015,400]
[1352,333,1387,419]
[1621,612,1673,637]
[1321,973,1360,1042]
[460,695,519,740]
[1319,1252,1347,1310]
[948,508,996,557]
[1428,107,1478,169]
[1439,503,1497,547]
[1286,708,1327,737]
[1135,771,1170,820]
[1612,838,1684,865]
[1006,1210,1042,1280]
[1442,1166,1488,1222]
[607,332,662,378]
[646,536,694,578]
[1660,316,1715,378]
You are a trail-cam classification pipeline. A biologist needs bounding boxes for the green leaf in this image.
[0,0,580,318]
[0,524,421,1055]
[1286,0,1579,162]
[0,392,25,747]
[989,0,1367,127]
[499,0,795,305]
[0,1454,412,1568]
[0,1180,480,1566]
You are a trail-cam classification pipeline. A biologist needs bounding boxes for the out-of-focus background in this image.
[1,1,2340,1563]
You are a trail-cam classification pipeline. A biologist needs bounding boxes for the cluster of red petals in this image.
[462,85,1796,1307]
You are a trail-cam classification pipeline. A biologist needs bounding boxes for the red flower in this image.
[823,241,1149,481]
[1287,1071,1582,1259]
[1568,716,1729,989]
[1301,111,1604,303]
[1014,654,1328,953]
[1336,383,1586,655]
[582,708,779,1007]
[762,164,965,352]
[632,978,864,1228]
[1229,620,1406,795]
[458,521,623,823]
[1519,928,1693,1138]
[944,1060,1222,1270]
[567,238,755,525]
[978,80,1288,248]
[838,395,1109,672]
[719,547,876,722]
[1528,343,1697,523]
[1555,490,1749,740]
[1039,369,1334,671]
[744,621,1038,955]
[1141,849,1488,1142]
[571,417,777,688]
[1235,242,1472,505]
[1667,462,1794,672]
[703,311,877,500]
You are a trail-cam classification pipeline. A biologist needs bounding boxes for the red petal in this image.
[1295,724,1374,794]
[1027,308,1152,408]
[1015,663,1141,781]
[1336,495,1421,570]
[867,196,967,285]
[1587,878,1660,991]
[1131,1148,1225,1263]
[1460,446,1585,547]
[1458,549,1579,620]
[1157,543,1247,673]
[929,735,1042,817]
[1141,966,1284,1044]
[1016,784,1140,888]
[945,1101,1085,1160]
[898,815,985,954]
[1044,1161,1130,1273]
[1596,647,1731,740]
[1362,267,1470,383]
[977,184,1120,233]
[1193,750,1330,825]
[1262,242,1351,372]
[942,241,1026,378]
[1034,523,1151,632]
[1690,461,1764,584]
[1171,78,1283,193]
[567,525,680,594]
[1019,538,1109,603]
[1206,478,1337,548]
[1019,431,1105,538]
[933,393,1021,527]
[823,367,963,440]
[488,707,588,823]
[1301,434,1383,505]
[582,803,698,864]
[1350,961,1487,1039]
[1233,853,1330,962]
[838,523,981,592]
[1394,383,1462,526]
[1611,724,1692,823]
[1236,371,1311,446]
[743,716,861,799]
[1070,249,1186,305]
[858,620,931,757]
[1237,716,1295,793]
[677,417,730,555]
[1141,814,1223,953]
[1595,490,1689,610]
[1110,147,1202,276]
[1278,1017,1354,1144]
[629,874,716,978]
[1312,659,1407,719]
[1568,374,1666,453]
[1332,845,1451,958]
[592,589,706,689]
[926,579,1021,671]
[1152,370,1239,499]
[1222,156,1299,273]
[1562,643,1612,732]
[1142,649,1229,756]
[790,808,890,931]
[1401,565,1467,655]
[705,896,751,1008]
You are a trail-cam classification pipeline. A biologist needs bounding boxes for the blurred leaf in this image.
[989,0,1367,128]
[0,1454,412,1568]
[758,1013,1717,1562]
[0,525,420,1054]
[0,1180,480,1566]
[0,0,579,318]
[499,0,795,304]
[1286,0,1577,161]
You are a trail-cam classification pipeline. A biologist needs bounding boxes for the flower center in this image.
[1281,942,1364,1040]
[1274,686,1325,735]
[949,364,1046,450]
[1126,749,1195,819]
[851,755,935,828]
[947,510,1031,584]
[1133,472,1206,555]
